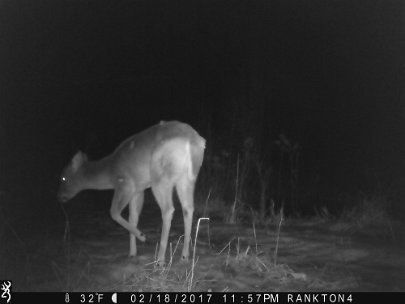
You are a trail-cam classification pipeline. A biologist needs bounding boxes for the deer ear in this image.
[71,151,87,172]
[80,151,88,162]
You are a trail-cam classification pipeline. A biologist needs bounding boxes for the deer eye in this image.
[61,177,67,182]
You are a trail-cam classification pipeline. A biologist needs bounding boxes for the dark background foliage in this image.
[1,0,404,221]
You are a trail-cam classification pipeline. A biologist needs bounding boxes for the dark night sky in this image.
[0,0,404,212]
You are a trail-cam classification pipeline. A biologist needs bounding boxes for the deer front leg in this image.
[128,191,145,257]
[110,187,146,242]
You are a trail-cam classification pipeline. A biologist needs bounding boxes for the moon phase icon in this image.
[111,292,117,303]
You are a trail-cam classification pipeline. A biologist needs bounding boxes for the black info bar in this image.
[6,292,403,304]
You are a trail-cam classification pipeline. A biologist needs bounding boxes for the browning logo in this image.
[0,281,11,304]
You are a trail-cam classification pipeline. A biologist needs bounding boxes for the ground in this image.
[2,194,405,292]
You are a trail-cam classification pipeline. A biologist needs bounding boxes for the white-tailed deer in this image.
[58,121,205,265]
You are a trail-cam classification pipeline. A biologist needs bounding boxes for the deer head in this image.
[58,151,88,202]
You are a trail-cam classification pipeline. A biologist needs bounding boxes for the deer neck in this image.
[79,157,114,190]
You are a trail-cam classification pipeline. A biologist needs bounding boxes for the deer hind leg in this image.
[176,176,195,261]
[128,191,145,257]
[151,180,175,266]
[110,184,145,242]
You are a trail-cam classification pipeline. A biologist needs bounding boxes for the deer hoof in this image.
[138,233,146,242]
[180,255,189,263]
[156,260,166,268]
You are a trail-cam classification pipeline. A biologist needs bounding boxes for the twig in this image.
[253,220,258,255]
[217,239,234,256]
[231,153,240,223]
[203,188,212,218]
[59,202,72,289]
[274,208,284,266]
[203,189,212,248]
[188,217,209,291]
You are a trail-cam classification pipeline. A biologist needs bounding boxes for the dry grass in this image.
[341,195,393,227]
[7,187,399,291]
[327,194,398,240]
[216,214,308,291]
